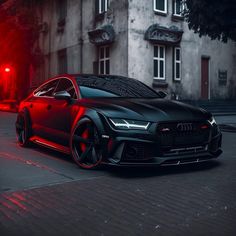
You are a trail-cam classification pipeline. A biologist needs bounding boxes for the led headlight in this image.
[109,118,150,130]
[208,116,217,125]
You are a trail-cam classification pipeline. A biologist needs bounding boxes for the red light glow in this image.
[80,129,89,152]
[0,65,16,100]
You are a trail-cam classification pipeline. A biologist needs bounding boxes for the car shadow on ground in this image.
[103,161,222,178]
[32,144,73,163]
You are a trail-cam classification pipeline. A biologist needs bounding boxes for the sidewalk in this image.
[215,115,236,132]
[182,99,236,132]
[0,100,19,113]
[1,168,236,236]
[182,99,236,116]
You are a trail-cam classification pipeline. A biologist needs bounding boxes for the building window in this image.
[96,0,108,15]
[154,0,167,14]
[57,0,67,24]
[58,49,68,74]
[154,45,166,80]
[173,0,185,16]
[174,47,181,81]
[99,46,110,75]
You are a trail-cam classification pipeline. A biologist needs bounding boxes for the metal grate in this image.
[157,121,210,149]
[162,145,208,157]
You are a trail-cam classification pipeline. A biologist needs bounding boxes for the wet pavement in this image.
[0,111,236,236]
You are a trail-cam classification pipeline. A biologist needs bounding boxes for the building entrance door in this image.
[201,57,210,99]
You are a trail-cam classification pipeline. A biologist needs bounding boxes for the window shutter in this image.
[93,61,99,75]
[95,0,99,15]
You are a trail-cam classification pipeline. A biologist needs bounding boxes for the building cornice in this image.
[88,25,115,46]
[144,24,183,45]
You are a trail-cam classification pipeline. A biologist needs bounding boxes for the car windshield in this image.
[76,75,159,98]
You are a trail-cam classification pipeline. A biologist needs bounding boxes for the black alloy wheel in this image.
[71,119,103,169]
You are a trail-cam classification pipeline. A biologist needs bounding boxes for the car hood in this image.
[79,98,210,122]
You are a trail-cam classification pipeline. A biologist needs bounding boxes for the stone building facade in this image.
[33,0,236,100]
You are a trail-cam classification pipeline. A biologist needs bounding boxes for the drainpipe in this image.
[48,0,52,78]
[79,0,83,73]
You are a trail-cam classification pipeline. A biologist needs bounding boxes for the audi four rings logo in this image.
[177,123,193,131]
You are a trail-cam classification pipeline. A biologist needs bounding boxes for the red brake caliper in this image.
[80,129,89,152]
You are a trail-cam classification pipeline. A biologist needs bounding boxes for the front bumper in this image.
[107,148,222,167]
[103,125,222,166]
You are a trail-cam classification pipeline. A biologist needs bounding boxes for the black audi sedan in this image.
[15,74,222,169]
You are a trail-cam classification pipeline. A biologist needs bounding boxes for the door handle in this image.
[30,104,33,108]
[46,104,52,110]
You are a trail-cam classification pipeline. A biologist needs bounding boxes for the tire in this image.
[16,109,31,147]
[70,118,103,169]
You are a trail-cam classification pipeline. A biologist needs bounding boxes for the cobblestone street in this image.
[0,112,236,236]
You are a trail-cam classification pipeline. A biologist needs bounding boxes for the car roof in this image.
[70,74,135,80]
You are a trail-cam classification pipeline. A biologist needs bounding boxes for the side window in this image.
[99,46,110,75]
[154,45,166,80]
[173,47,181,81]
[34,79,59,97]
[54,78,77,99]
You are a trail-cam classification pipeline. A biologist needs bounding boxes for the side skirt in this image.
[29,136,71,155]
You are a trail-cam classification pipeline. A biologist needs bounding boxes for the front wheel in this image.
[71,119,103,169]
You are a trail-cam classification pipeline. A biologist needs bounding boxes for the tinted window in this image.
[80,86,119,98]
[77,76,159,98]
[34,79,59,97]
[54,78,77,99]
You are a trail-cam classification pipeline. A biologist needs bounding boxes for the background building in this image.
[33,0,236,100]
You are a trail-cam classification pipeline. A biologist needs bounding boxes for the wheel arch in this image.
[71,108,107,136]
[70,108,109,161]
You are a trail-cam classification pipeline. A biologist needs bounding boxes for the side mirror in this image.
[54,91,71,101]
[157,91,167,98]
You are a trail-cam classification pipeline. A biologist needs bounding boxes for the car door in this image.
[44,77,79,146]
[28,78,60,138]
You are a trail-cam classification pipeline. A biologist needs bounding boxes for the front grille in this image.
[157,121,210,150]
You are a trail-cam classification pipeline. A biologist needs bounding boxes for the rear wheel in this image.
[71,119,103,169]
[16,110,31,147]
